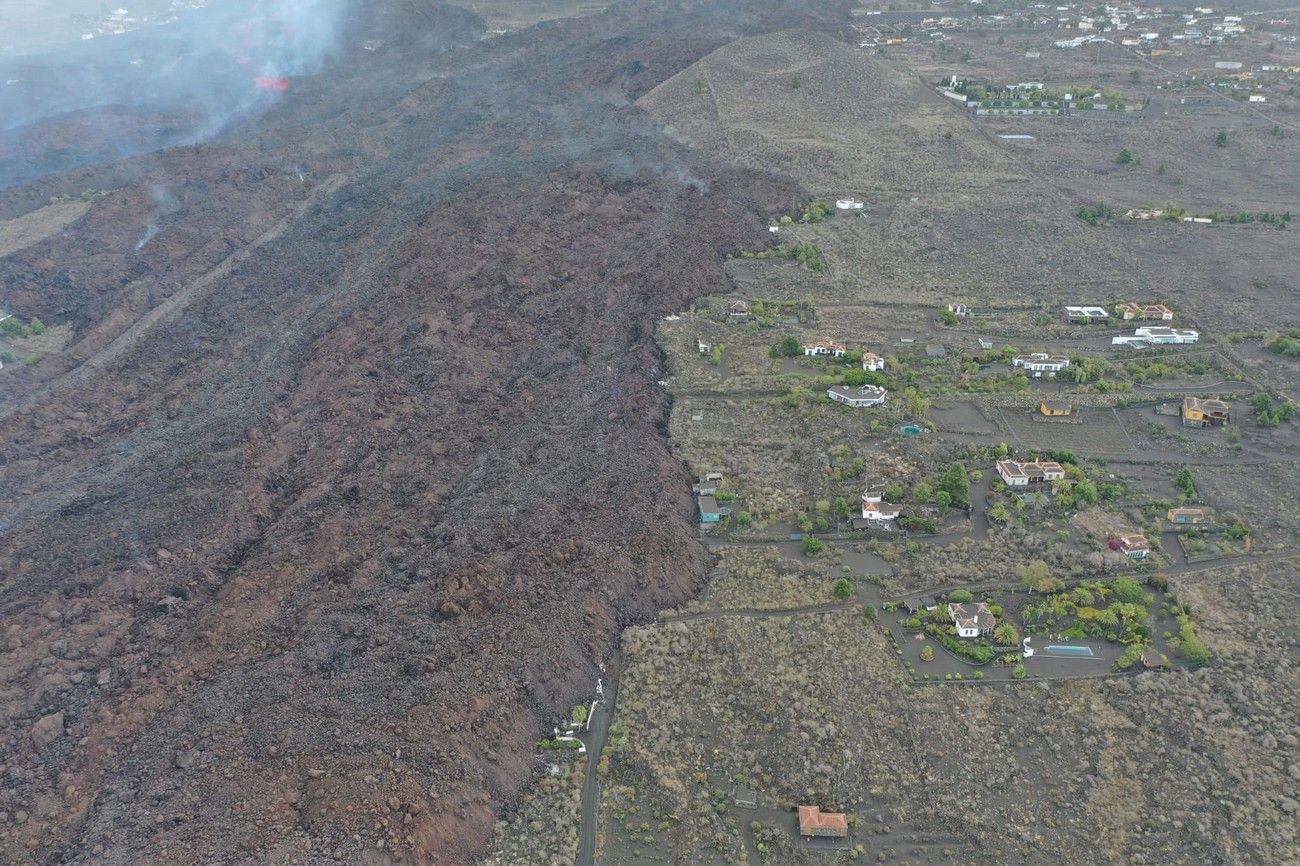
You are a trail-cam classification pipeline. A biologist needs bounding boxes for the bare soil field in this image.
[1001,405,1138,456]
[0,199,90,258]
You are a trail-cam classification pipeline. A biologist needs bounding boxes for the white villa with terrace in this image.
[861,351,885,372]
[1012,352,1070,376]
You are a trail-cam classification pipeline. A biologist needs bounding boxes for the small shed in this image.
[1039,400,1073,417]
[732,788,758,809]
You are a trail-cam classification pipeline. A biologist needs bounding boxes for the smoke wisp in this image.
[0,0,355,188]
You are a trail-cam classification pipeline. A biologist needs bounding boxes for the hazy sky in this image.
[0,1,182,56]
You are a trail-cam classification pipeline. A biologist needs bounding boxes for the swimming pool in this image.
[1042,645,1095,658]
[899,424,925,436]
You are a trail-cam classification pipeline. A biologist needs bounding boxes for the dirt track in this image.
[0,0,854,863]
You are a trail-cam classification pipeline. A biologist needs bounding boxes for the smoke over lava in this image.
[0,0,354,188]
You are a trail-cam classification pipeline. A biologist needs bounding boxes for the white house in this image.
[827,384,887,408]
[996,459,1066,487]
[861,351,885,372]
[948,602,997,638]
[836,198,865,210]
[1012,352,1070,376]
[803,339,846,357]
[697,338,711,355]
[861,486,902,522]
[1135,326,1198,344]
[1065,305,1109,322]
[1249,94,1266,103]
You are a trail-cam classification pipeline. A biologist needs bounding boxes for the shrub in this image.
[770,335,802,358]
[973,670,984,680]
[1011,663,1027,679]
[863,604,877,620]
[1116,644,1145,671]
[949,589,973,603]
[1215,129,1229,147]
[736,511,752,527]
[28,318,45,336]
[1076,202,1112,226]
[1178,618,1212,667]
[1110,576,1145,605]
[801,535,824,556]
[831,578,853,599]
[938,462,971,508]
[920,645,935,662]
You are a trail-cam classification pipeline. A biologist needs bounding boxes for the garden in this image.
[880,572,1207,683]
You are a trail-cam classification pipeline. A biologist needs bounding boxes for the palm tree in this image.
[994,623,1021,646]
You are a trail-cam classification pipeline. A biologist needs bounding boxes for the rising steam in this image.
[0,0,355,188]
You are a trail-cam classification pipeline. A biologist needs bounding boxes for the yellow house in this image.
[1039,400,1073,417]
[1182,396,1230,428]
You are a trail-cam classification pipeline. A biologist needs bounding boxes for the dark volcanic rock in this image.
[0,0,850,863]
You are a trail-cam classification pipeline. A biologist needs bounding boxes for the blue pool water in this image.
[1043,645,1095,657]
[900,424,924,436]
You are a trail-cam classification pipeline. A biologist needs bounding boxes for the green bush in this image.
[832,578,853,599]
[801,535,824,556]
[1110,576,1146,605]
[950,589,973,603]
[770,335,802,358]
[1011,663,1027,679]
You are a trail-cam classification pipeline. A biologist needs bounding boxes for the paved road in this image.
[576,659,618,866]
